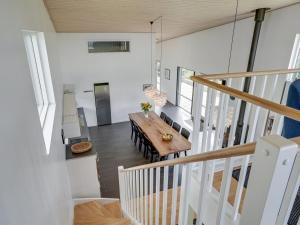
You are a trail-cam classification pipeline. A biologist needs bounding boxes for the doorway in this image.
[94,83,112,126]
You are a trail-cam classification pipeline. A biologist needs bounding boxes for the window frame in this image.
[176,67,196,114]
[23,31,56,154]
[289,34,300,80]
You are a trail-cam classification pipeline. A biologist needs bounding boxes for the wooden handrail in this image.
[199,68,300,80]
[122,137,300,172]
[191,75,300,122]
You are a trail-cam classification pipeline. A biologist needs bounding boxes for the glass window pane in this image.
[177,67,195,114]
[179,95,192,113]
[24,35,44,115]
[31,35,49,107]
[180,81,193,100]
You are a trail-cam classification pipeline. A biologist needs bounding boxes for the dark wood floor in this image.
[90,122,149,198]
[90,102,190,198]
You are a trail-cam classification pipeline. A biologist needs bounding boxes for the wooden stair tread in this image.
[74,201,132,225]
[75,201,114,218]
[103,201,122,218]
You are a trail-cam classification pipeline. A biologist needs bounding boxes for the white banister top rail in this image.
[198,68,300,80]
[121,137,300,172]
[191,75,300,122]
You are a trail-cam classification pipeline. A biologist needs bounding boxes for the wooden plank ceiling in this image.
[44,0,299,40]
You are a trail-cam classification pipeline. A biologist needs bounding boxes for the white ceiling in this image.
[44,0,299,40]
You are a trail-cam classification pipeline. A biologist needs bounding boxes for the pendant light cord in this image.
[150,17,163,88]
[227,0,239,73]
[150,21,153,84]
[160,16,163,81]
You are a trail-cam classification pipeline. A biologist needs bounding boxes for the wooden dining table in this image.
[129,111,191,157]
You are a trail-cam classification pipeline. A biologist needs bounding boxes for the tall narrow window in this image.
[289,34,300,80]
[23,31,56,154]
[176,67,195,114]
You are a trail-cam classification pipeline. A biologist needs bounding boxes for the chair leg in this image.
[139,139,142,152]
[134,134,138,145]
[143,145,148,158]
[145,149,149,159]
[184,151,187,156]
[131,129,133,140]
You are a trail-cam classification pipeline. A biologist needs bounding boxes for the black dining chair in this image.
[133,121,142,147]
[136,125,146,152]
[130,119,136,140]
[165,116,173,126]
[181,128,190,156]
[181,127,190,140]
[160,112,167,121]
[143,135,159,162]
[172,122,181,132]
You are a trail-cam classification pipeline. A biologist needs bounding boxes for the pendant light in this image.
[144,17,167,107]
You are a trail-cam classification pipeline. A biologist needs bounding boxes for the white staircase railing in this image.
[118,68,300,225]
[118,136,300,225]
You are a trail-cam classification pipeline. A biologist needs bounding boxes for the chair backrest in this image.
[160,112,167,121]
[172,122,181,132]
[143,134,152,145]
[130,119,135,128]
[165,116,173,126]
[181,127,190,140]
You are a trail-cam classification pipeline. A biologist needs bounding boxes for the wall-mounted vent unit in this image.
[88,41,130,53]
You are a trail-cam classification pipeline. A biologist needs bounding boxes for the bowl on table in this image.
[162,133,173,142]
[71,141,93,154]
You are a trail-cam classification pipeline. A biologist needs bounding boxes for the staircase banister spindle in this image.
[191,75,300,122]
[121,137,300,172]
[123,143,255,171]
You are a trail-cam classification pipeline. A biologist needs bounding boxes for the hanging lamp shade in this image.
[144,85,167,107]
[144,17,167,107]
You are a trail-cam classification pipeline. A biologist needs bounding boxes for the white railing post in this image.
[191,83,204,154]
[276,151,300,225]
[149,168,154,225]
[201,88,213,153]
[196,161,209,225]
[162,166,169,225]
[155,167,161,225]
[240,135,298,225]
[118,166,125,214]
[140,170,144,224]
[215,158,234,225]
[171,165,180,225]
[124,171,129,216]
[178,164,192,225]
[136,170,140,223]
[145,169,149,225]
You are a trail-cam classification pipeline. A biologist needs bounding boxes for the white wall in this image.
[58,33,153,126]
[160,4,300,105]
[0,1,72,225]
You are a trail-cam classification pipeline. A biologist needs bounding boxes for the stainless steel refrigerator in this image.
[94,83,112,126]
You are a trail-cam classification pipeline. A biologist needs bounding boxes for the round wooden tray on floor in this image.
[71,141,93,154]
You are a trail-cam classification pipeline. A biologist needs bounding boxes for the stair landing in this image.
[74,201,132,225]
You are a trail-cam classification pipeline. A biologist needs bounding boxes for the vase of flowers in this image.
[141,102,152,118]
